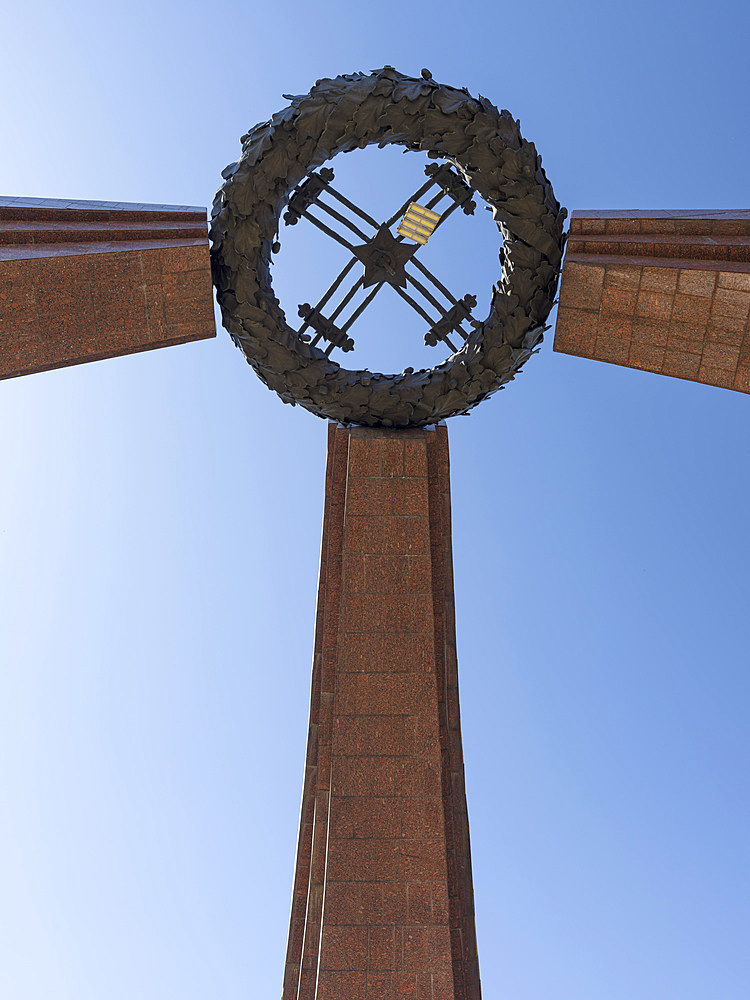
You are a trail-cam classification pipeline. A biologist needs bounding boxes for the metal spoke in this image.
[340,282,385,333]
[432,200,460,230]
[424,294,479,352]
[409,257,459,305]
[330,276,365,323]
[326,186,379,229]
[391,285,440,328]
[405,272,450,316]
[302,210,356,251]
[432,331,460,352]
[309,273,364,347]
[323,280,380,356]
[425,190,450,211]
[315,199,371,242]
[299,258,359,337]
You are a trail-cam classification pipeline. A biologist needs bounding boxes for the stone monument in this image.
[1,67,747,1000]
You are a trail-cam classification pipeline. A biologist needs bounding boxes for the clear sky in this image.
[1,2,749,998]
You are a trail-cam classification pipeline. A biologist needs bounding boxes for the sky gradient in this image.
[1,2,749,998]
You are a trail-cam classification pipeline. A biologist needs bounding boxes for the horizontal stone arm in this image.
[0,196,215,380]
[553,209,750,394]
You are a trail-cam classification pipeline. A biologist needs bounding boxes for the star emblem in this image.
[351,225,419,288]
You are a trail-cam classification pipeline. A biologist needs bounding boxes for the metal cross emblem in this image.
[284,162,481,356]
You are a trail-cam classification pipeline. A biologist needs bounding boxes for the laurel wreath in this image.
[210,67,566,427]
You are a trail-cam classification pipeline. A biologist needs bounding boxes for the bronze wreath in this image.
[209,67,567,427]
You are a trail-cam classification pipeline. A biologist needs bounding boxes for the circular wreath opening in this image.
[210,67,566,427]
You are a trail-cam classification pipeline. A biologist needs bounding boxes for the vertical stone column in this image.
[282,424,481,1000]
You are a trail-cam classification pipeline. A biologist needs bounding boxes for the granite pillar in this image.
[282,424,481,1000]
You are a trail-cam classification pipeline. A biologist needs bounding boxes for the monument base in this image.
[282,424,481,1000]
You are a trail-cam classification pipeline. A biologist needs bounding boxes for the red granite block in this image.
[667,321,705,353]
[362,555,431,596]
[397,758,442,800]
[397,840,449,881]
[341,594,434,635]
[641,265,679,293]
[335,673,433,716]
[320,927,369,971]
[406,884,432,924]
[677,268,717,297]
[636,289,673,322]
[558,260,605,309]
[412,710,441,753]
[662,350,702,380]
[671,292,711,326]
[601,285,638,315]
[698,364,736,389]
[380,883,410,924]
[331,757,400,798]
[346,478,432,518]
[644,218,678,234]
[299,969,321,996]
[594,334,630,365]
[706,322,744,347]
[603,262,642,289]
[403,438,428,477]
[576,216,606,235]
[713,286,750,321]
[330,796,402,839]
[370,926,397,970]
[431,884,450,924]
[401,799,444,839]
[345,477,383,516]
[342,554,366,594]
[332,717,413,758]
[323,883,385,925]
[433,972,456,1000]
[345,516,430,557]
[701,342,741,370]
[382,437,405,477]
[349,436,383,477]
[317,971,367,1000]
[327,839,402,883]
[718,271,750,291]
[551,307,598,358]
[605,217,641,234]
[381,476,430,515]
[400,927,430,970]
[338,634,433,673]
[708,305,746,335]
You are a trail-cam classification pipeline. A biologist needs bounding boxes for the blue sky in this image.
[1,2,749,998]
